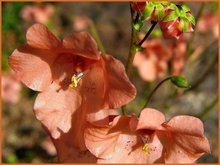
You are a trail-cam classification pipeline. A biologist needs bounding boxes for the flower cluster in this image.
[132,2,195,39]
[9,24,210,163]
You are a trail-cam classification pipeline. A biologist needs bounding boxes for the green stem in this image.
[142,76,173,109]
[122,3,136,115]
[137,21,157,47]
[186,3,205,57]
[198,96,218,120]
[122,3,157,115]
[125,3,138,76]
[88,21,106,54]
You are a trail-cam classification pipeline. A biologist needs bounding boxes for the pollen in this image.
[69,72,83,88]
[142,143,150,156]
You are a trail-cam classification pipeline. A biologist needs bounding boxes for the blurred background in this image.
[2,2,218,163]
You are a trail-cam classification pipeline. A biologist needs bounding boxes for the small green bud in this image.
[133,20,143,31]
[135,45,145,52]
[170,76,191,89]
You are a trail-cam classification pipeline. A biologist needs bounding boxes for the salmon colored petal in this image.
[165,115,204,137]
[8,45,56,91]
[34,83,81,139]
[87,109,119,126]
[134,53,157,81]
[161,133,210,163]
[98,133,163,163]
[84,124,120,159]
[84,116,128,159]
[26,23,61,49]
[63,32,100,60]
[102,55,136,108]
[52,136,96,163]
[137,108,165,131]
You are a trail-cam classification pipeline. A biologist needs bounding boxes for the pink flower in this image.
[9,24,136,161]
[170,38,187,75]
[159,8,194,39]
[133,39,172,81]
[73,16,91,31]
[197,12,219,38]
[2,72,21,104]
[85,108,210,163]
[41,137,57,156]
[21,4,54,24]
[159,18,193,39]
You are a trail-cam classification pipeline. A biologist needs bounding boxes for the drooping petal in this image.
[137,108,165,131]
[63,32,100,60]
[8,45,56,91]
[33,83,81,139]
[102,55,136,108]
[26,23,61,49]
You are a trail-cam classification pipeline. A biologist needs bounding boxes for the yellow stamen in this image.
[142,143,150,156]
[69,73,83,88]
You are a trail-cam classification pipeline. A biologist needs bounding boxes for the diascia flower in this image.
[9,24,136,160]
[21,5,54,24]
[2,71,21,104]
[85,108,210,163]
[133,39,172,81]
[159,4,195,39]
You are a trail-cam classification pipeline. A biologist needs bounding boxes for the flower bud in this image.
[159,4,195,39]
[170,76,191,88]
[133,20,143,31]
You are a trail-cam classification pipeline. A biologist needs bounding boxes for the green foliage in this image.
[142,2,166,21]
[133,20,143,32]
[5,153,18,163]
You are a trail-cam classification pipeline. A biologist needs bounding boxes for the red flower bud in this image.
[132,2,147,13]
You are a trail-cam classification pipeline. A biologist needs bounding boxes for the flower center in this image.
[140,135,150,156]
[142,143,150,156]
[69,72,84,88]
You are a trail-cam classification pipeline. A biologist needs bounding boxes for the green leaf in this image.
[156,5,165,20]
[181,4,190,12]
[170,76,191,88]
[186,13,196,25]
[133,20,143,31]
[180,18,189,32]
[143,5,154,19]
[163,10,179,22]
[135,45,145,52]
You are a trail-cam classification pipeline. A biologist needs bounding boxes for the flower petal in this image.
[8,45,56,91]
[63,32,100,60]
[160,115,210,163]
[26,23,61,49]
[165,115,204,137]
[137,108,165,131]
[51,136,96,163]
[161,133,210,163]
[98,133,163,163]
[34,83,81,139]
[102,55,136,108]
[84,116,128,159]
[133,52,157,81]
